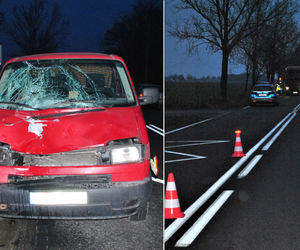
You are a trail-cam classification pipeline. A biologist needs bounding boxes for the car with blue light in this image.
[249,83,279,106]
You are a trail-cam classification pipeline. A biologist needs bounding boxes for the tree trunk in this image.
[251,56,257,88]
[244,63,250,96]
[220,49,229,101]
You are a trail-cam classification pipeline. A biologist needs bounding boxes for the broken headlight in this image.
[0,144,22,166]
[111,145,142,164]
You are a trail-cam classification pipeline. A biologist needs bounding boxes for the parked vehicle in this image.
[284,66,300,95]
[250,83,279,106]
[0,52,158,220]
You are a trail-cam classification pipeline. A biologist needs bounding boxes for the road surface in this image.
[165,96,300,249]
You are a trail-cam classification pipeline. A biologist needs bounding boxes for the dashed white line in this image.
[165,111,294,242]
[175,190,234,247]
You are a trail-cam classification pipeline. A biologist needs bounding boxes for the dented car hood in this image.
[0,107,140,154]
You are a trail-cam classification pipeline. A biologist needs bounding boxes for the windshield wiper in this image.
[48,100,113,108]
[0,102,40,110]
[31,108,107,119]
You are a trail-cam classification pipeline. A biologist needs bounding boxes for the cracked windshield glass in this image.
[0,59,136,110]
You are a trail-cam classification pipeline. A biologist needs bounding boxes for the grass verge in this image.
[166,81,251,110]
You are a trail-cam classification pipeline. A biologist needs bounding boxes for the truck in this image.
[284,66,300,95]
[0,52,158,220]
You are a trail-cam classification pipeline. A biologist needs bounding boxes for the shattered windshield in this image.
[0,59,136,110]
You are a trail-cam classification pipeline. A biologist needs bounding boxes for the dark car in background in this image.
[250,83,279,106]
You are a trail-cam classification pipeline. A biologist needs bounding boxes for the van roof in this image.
[5,52,124,64]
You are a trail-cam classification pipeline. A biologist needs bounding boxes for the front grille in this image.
[8,174,112,184]
[23,150,100,166]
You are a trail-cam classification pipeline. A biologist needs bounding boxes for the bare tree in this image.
[100,0,162,86]
[260,2,300,83]
[5,0,70,56]
[167,0,288,101]
[236,0,300,87]
[0,0,4,30]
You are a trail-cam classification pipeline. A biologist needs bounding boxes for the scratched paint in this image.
[27,118,47,138]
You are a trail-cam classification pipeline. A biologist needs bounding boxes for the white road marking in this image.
[166,118,213,135]
[166,140,230,149]
[148,124,164,133]
[165,112,293,242]
[152,177,164,184]
[165,150,206,163]
[262,113,296,151]
[175,190,234,247]
[238,155,263,179]
[146,124,164,136]
[165,140,229,163]
[167,140,229,143]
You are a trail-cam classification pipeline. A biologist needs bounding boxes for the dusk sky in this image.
[165,0,245,78]
[0,0,244,78]
[0,0,136,64]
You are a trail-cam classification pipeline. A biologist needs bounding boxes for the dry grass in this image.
[166,81,252,109]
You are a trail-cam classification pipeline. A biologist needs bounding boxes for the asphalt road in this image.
[0,106,163,250]
[165,96,300,249]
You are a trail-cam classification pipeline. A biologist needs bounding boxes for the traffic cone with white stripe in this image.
[165,173,184,219]
[232,130,245,157]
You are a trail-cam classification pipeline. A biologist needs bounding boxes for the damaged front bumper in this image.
[0,175,152,219]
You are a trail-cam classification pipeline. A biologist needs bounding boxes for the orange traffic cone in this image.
[232,130,245,157]
[165,173,184,219]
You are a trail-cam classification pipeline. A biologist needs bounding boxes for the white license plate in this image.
[259,94,267,96]
[30,192,87,205]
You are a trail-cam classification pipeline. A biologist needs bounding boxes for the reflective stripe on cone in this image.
[165,173,184,219]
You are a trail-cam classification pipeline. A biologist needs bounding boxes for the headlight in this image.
[111,145,142,164]
[286,87,289,90]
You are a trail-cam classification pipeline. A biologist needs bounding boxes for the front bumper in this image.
[0,175,152,219]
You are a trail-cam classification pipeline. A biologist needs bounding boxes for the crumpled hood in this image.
[0,108,140,154]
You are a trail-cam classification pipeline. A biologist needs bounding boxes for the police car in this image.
[249,83,279,106]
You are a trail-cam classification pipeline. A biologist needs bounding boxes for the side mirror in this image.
[138,87,160,105]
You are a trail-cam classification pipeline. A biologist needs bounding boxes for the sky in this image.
[0,0,136,64]
[165,0,245,78]
[0,0,244,78]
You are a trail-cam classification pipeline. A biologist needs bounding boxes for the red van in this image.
[0,53,156,220]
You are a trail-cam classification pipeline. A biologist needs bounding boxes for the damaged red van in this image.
[0,52,157,220]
